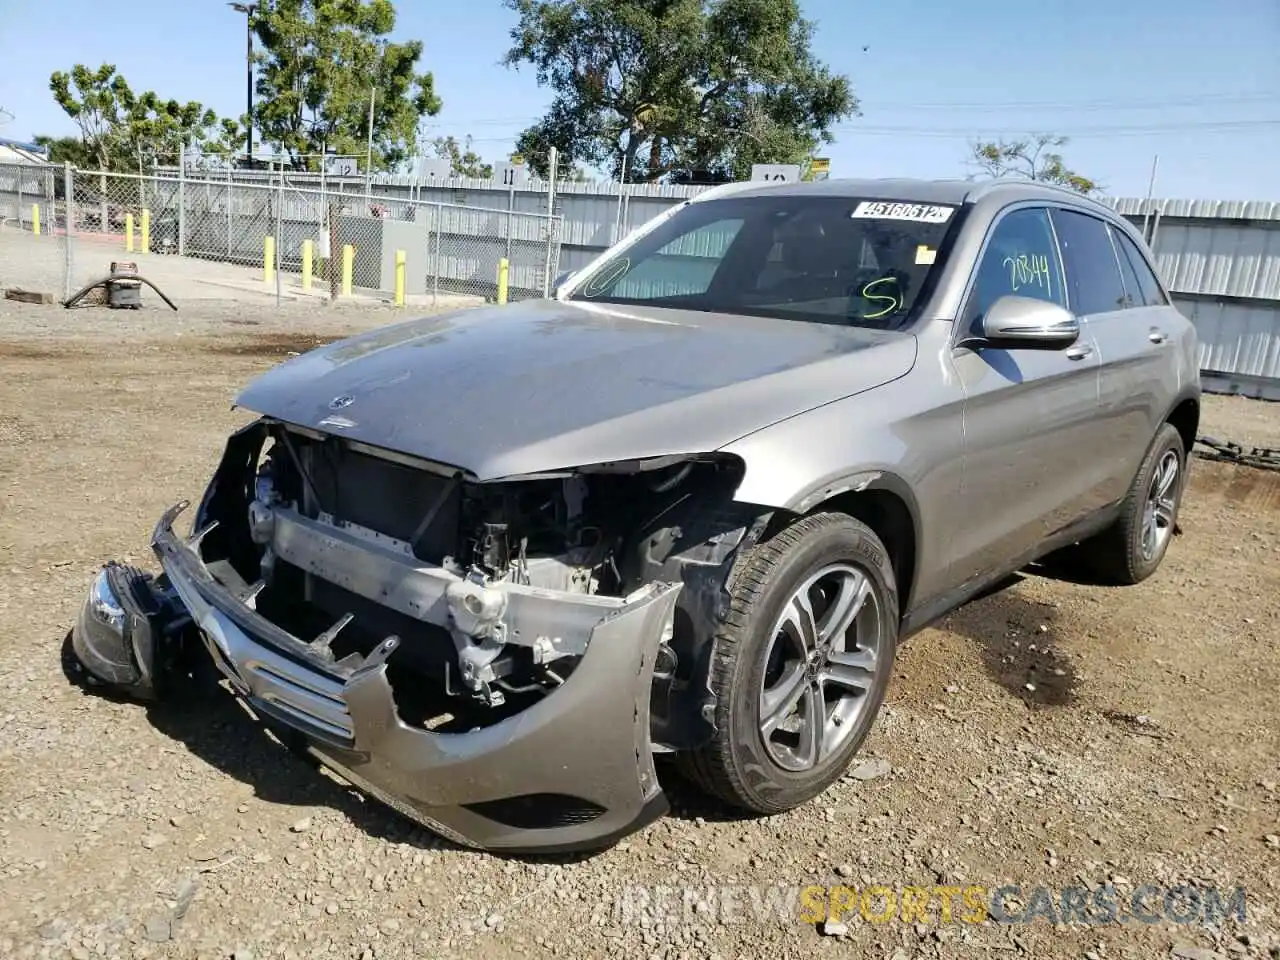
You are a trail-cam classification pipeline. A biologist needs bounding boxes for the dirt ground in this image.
[1,299,1278,960]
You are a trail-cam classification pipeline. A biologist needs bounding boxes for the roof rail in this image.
[964,177,1112,212]
[688,179,786,203]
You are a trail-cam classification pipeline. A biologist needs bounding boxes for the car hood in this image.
[235,299,917,480]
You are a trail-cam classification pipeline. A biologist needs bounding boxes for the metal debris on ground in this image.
[1195,435,1280,472]
[62,262,179,311]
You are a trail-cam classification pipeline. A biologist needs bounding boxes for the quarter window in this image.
[1111,228,1168,306]
[1050,209,1128,315]
[1109,225,1145,309]
[966,207,1066,324]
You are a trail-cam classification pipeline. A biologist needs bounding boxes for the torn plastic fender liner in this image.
[151,500,686,852]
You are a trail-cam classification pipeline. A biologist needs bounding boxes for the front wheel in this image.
[680,512,899,814]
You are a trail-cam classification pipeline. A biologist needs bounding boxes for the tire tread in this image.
[679,512,895,812]
[1085,422,1184,585]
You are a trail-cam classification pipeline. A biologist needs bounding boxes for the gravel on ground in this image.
[2,297,1278,960]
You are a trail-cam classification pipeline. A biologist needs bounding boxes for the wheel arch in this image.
[1163,391,1200,457]
[782,470,922,620]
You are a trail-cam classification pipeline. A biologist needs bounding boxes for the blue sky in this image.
[1,0,1276,199]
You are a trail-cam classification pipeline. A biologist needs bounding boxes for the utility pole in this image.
[365,40,386,199]
[229,3,258,166]
[1140,154,1160,243]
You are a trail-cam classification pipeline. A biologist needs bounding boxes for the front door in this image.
[948,205,1107,587]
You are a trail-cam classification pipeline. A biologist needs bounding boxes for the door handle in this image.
[1148,329,1168,344]
[1065,344,1093,361]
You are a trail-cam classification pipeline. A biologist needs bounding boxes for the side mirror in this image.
[551,270,575,296]
[963,295,1079,350]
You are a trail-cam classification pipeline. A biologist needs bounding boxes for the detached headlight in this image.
[71,562,175,700]
[87,568,126,633]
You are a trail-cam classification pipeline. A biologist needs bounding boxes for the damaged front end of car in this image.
[72,418,773,851]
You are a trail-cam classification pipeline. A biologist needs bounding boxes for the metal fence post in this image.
[178,143,186,257]
[505,182,514,264]
[543,146,558,297]
[63,162,74,300]
[275,162,285,306]
[329,201,341,300]
[226,166,233,258]
[432,202,442,307]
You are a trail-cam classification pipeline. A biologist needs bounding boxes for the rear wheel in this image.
[680,512,899,814]
[1079,422,1186,585]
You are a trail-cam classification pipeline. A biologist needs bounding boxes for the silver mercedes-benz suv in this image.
[72,177,1199,853]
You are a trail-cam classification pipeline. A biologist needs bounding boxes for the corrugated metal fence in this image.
[1104,198,1280,399]
[4,159,1277,398]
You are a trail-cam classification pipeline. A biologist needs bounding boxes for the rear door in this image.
[1050,208,1182,505]
[949,205,1106,586]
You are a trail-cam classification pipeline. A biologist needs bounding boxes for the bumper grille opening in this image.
[462,793,607,830]
[238,561,551,734]
[291,434,461,563]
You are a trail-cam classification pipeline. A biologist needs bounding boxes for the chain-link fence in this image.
[2,160,564,308]
[0,161,72,299]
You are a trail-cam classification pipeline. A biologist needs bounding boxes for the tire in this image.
[1080,422,1186,585]
[680,512,899,814]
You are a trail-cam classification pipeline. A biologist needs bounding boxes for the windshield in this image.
[567,194,961,329]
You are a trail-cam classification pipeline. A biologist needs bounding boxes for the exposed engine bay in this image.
[192,419,771,747]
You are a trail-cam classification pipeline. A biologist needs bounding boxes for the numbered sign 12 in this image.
[325,157,358,177]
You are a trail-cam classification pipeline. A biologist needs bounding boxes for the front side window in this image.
[965,207,1066,324]
[1050,209,1128,315]
[568,195,961,330]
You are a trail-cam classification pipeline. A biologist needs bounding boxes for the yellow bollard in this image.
[341,244,354,298]
[301,240,313,292]
[496,257,510,304]
[264,236,275,283]
[140,208,150,253]
[31,205,40,236]
[394,249,406,306]
[125,213,134,252]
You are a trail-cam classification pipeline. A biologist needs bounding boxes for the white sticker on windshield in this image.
[851,201,955,224]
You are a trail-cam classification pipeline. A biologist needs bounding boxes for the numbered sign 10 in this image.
[750,164,801,183]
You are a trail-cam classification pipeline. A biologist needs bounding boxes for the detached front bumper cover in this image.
[147,500,681,853]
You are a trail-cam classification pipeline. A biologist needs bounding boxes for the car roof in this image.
[709,176,1116,217]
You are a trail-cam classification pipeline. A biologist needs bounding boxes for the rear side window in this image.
[1111,227,1168,306]
[1050,209,1127,315]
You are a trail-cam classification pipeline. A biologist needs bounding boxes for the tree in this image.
[49,64,222,170]
[48,65,130,170]
[125,93,219,168]
[967,134,1099,195]
[32,135,95,167]
[430,135,493,179]
[502,0,856,182]
[251,0,442,170]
